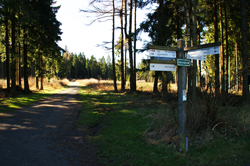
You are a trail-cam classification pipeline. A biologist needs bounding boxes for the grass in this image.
[0,88,66,112]
[77,83,250,166]
[0,77,69,112]
[1,78,249,165]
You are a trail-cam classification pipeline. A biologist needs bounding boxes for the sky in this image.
[54,0,153,66]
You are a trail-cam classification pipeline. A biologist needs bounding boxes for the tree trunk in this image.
[128,0,134,92]
[31,61,35,77]
[23,32,29,93]
[18,40,21,87]
[112,0,118,92]
[1,58,5,79]
[40,58,43,90]
[197,18,202,87]
[133,0,137,91]
[35,60,39,89]
[235,42,238,91]
[153,71,159,93]
[11,12,16,92]
[125,40,127,85]
[240,0,249,104]
[185,0,191,99]
[124,0,128,88]
[120,0,125,90]
[220,3,225,94]
[134,0,137,91]
[191,0,197,101]
[185,0,191,48]
[17,11,21,88]
[224,2,229,94]
[158,0,168,100]
[214,0,220,98]
[162,71,168,100]
[175,3,181,39]
[40,76,43,90]
[5,17,10,91]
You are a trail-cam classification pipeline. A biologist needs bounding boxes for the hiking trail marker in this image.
[177,59,191,67]
[148,40,221,152]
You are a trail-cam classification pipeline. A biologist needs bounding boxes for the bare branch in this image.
[85,14,113,25]
[96,41,112,52]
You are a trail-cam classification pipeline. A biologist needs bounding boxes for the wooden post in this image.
[149,41,221,152]
[177,39,187,152]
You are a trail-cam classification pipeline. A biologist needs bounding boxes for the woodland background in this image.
[0,0,249,103]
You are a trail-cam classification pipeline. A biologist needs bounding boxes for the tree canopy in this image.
[0,0,249,103]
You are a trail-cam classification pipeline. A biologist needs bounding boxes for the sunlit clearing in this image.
[120,110,135,114]
[8,104,22,109]
[0,113,13,117]
[32,104,69,109]
[91,111,105,115]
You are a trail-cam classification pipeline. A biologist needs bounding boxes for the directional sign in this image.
[150,59,176,64]
[149,49,176,58]
[187,46,220,61]
[177,59,191,67]
[150,63,176,71]
[187,54,206,61]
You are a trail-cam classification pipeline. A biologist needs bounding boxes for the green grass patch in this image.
[77,87,250,165]
[0,88,66,112]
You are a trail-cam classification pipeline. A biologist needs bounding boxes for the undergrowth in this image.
[77,85,250,166]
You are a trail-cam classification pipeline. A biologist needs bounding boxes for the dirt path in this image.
[0,83,101,166]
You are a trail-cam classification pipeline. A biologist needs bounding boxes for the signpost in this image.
[177,59,191,67]
[187,46,220,60]
[187,53,206,61]
[185,42,221,61]
[150,63,176,71]
[149,49,176,58]
[148,40,221,152]
[177,39,187,152]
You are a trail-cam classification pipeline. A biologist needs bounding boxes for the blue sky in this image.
[55,0,153,66]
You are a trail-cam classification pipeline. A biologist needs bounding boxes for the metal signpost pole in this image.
[177,39,187,152]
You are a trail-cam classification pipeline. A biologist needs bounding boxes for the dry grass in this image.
[28,77,69,91]
[0,79,6,89]
[75,79,116,91]
[74,78,178,93]
[143,106,178,145]
[0,77,69,92]
[134,81,155,92]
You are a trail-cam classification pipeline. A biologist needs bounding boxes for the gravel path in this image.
[0,84,101,166]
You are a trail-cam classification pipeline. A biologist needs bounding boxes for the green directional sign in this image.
[177,59,191,67]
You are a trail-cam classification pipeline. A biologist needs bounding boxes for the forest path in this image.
[0,83,101,166]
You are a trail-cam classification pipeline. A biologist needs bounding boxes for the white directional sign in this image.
[187,53,206,61]
[149,49,176,58]
[187,46,220,61]
[150,63,176,71]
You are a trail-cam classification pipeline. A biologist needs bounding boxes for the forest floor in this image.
[0,82,103,166]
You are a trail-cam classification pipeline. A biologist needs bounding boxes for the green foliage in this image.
[138,59,154,82]
[77,86,250,165]
[0,0,63,92]
[0,88,66,112]
[138,0,250,95]
[57,51,115,80]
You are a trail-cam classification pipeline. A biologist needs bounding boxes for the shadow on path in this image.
[0,86,102,166]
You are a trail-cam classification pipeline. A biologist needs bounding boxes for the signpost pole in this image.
[177,39,187,152]
[148,41,221,152]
